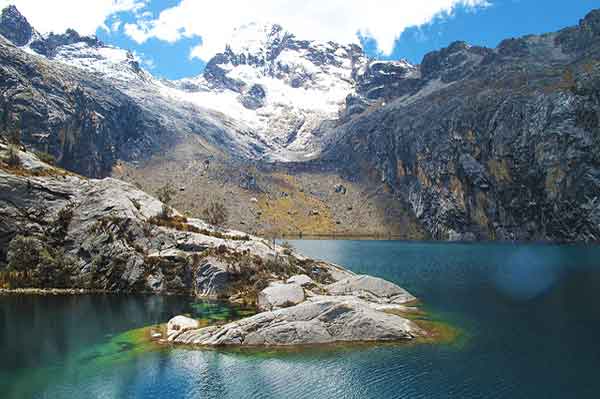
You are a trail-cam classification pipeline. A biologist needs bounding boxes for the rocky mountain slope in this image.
[0,140,428,346]
[0,6,276,177]
[2,5,600,241]
[165,22,368,160]
[323,10,600,241]
[0,6,376,168]
[0,138,350,293]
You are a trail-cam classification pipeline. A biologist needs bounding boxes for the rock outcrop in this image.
[0,142,340,294]
[257,282,305,311]
[325,275,416,305]
[325,9,600,242]
[166,315,200,340]
[286,274,313,286]
[0,144,424,346]
[169,294,422,347]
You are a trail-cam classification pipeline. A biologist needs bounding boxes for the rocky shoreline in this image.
[0,144,431,347]
[0,288,112,296]
[165,274,426,347]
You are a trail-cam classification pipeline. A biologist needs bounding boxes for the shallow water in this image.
[2,241,600,398]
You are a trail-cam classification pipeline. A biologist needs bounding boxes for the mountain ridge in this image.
[2,5,600,241]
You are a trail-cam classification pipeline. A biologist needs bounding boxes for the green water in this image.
[2,241,600,398]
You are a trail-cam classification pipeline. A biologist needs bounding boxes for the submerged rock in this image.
[168,274,423,347]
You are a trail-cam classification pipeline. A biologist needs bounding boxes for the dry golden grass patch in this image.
[258,173,336,235]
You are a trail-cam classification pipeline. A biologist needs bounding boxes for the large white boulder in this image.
[166,315,200,341]
[325,275,416,304]
[257,282,305,311]
[286,274,314,287]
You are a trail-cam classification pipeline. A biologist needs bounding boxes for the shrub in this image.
[161,204,173,219]
[6,144,21,168]
[35,248,75,288]
[34,151,56,165]
[157,184,176,203]
[6,235,76,288]
[263,257,296,277]
[53,203,75,241]
[155,182,176,218]
[203,200,228,228]
[280,240,294,255]
[7,235,44,272]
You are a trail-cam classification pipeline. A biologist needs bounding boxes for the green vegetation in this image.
[148,214,250,241]
[0,202,79,289]
[34,151,56,165]
[3,235,77,288]
[155,182,176,218]
[202,199,228,228]
[5,144,21,168]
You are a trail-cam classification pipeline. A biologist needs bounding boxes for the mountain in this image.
[1,5,600,241]
[0,8,374,166]
[164,22,368,160]
[324,10,600,241]
[0,140,432,348]
[0,6,280,176]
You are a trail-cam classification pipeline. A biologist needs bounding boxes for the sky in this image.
[1,0,598,80]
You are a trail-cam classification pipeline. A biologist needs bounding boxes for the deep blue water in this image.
[2,241,600,398]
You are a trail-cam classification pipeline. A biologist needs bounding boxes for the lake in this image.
[2,241,600,398]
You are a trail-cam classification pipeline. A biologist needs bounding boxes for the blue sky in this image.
[4,0,597,80]
[385,0,598,63]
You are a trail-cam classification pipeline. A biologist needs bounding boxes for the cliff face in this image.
[0,36,166,177]
[324,11,600,241]
[0,140,340,294]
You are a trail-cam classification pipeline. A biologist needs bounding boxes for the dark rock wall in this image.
[325,11,600,241]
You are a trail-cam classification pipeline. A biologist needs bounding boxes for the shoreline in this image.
[0,288,113,296]
[0,288,193,296]
[278,236,600,245]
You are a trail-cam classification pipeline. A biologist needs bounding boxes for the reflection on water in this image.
[1,241,600,398]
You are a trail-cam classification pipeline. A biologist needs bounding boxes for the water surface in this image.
[2,241,600,398]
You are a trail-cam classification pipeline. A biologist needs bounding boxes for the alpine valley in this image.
[2,4,600,242]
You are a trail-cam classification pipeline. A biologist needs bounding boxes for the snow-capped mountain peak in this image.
[163,22,368,160]
[0,6,150,85]
[226,22,289,61]
[0,6,412,163]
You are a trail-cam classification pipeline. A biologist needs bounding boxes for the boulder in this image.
[172,298,423,346]
[326,275,416,304]
[286,274,314,287]
[194,256,229,297]
[258,282,305,311]
[167,315,199,341]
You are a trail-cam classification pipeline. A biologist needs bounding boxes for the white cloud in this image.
[0,0,147,35]
[1,0,490,61]
[110,18,122,33]
[122,0,490,61]
[133,50,155,70]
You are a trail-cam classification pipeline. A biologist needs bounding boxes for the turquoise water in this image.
[2,241,600,398]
